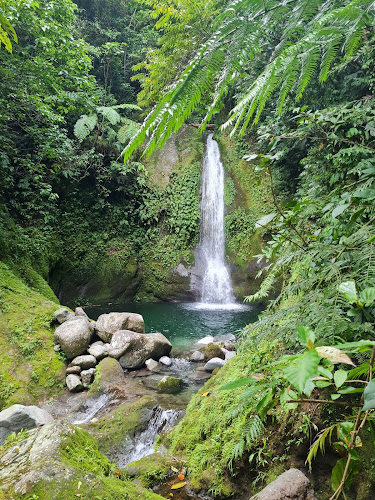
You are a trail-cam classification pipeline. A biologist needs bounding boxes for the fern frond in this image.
[74,114,98,141]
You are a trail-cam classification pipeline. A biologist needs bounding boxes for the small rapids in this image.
[120,406,183,466]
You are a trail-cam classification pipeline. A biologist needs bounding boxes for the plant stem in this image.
[287,399,361,408]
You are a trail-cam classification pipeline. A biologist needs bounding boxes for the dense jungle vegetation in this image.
[1,0,375,498]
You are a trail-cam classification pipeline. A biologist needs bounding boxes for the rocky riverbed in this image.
[0,307,240,500]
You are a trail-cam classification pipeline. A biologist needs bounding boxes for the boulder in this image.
[54,307,75,324]
[213,333,236,343]
[88,343,110,360]
[159,356,172,366]
[118,332,172,370]
[193,335,214,348]
[107,329,136,359]
[249,468,317,500]
[190,350,205,362]
[0,404,54,445]
[65,365,81,375]
[54,317,94,359]
[203,343,225,361]
[96,312,145,342]
[89,357,125,394]
[157,376,183,394]
[70,354,97,370]
[145,359,160,372]
[204,357,225,372]
[75,307,89,318]
[225,351,236,360]
[0,420,165,499]
[66,374,84,392]
[188,369,212,382]
[81,368,96,388]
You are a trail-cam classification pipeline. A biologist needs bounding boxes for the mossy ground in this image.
[0,262,65,410]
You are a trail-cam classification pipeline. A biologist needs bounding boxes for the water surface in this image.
[85,302,261,354]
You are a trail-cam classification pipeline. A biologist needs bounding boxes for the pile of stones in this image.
[187,334,237,380]
[54,308,172,393]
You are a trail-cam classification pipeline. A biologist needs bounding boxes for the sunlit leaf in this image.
[171,482,186,489]
[284,349,320,394]
[316,346,355,366]
[255,212,277,229]
[338,281,358,303]
[334,369,347,388]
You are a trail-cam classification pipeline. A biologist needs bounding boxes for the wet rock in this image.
[55,317,94,359]
[204,357,225,372]
[66,374,83,392]
[188,369,212,382]
[88,343,109,360]
[157,376,183,394]
[0,405,54,445]
[81,368,96,388]
[54,307,75,324]
[145,359,160,372]
[96,312,145,342]
[70,354,97,370]
[190,350,204,362]
[66,365,81,375]
[112,331,172,370]
[159,356,172,366]
[249,468,317,500]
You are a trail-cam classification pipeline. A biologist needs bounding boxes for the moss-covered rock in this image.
[0,263,65,411]
[124,453,178,488]
[157,376,183,394]
[0,420,165,500]
[88,357,125,396]
[203,343,225,361]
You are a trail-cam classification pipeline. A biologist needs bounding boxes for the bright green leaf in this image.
[284,349,320,395]
[359,287,375,307]
[297,326,315,348]
[338,281,358,303]
[334,369,347,388]
[255,212,277,229]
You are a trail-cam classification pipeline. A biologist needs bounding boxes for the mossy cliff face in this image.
[216,133,274,301]
[0,262,65,411]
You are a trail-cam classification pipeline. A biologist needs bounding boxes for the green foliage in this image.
[123,0,375,160]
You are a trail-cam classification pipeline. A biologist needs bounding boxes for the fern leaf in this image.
[97,106,121,125]
[74,114,98,141]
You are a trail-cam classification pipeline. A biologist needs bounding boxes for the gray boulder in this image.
[66,374,83,392]
[81,368,96,388]
[225,351,237,360]
[75,307,89,319]
[0,404,54,445]
[65,365,81,375]
[54,317,94,359]
[190,350,205,362]
[96,312,145,342]
[70,354,97,369]
[114,331,172,370]
[54,307,75,324]
[145,359,160,372]
[88,343,110,360]
[213,333,236,343]
[204,357,225,372]
[193,335,214,348]
[159,356,172,366]
[249,468,317,500]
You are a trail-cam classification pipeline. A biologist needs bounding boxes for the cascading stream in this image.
[197,134,235,304]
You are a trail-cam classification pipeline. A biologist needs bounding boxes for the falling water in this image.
[197,134,235,304]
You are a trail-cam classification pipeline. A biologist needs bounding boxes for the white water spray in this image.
[196,134,235,304]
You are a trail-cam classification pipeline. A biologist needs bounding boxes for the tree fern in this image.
[122,0,375,160]
[74,114,98,141]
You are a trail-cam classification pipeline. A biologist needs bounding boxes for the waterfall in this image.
[196,134,235,304]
